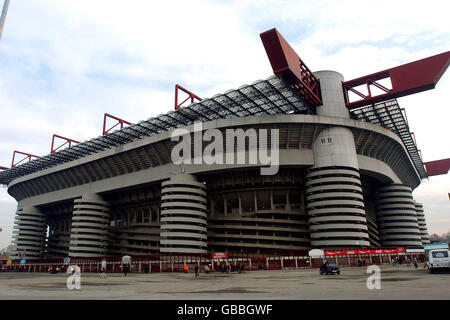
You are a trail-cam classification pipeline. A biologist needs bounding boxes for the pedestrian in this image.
[407,258,411,268]
[195,265,199,278]
[184,264,189,273]
[259,263,263,271]
[124,264,129,276]
[100,259,107,279]
[100,265,107,279]
[413,257,418,269]
[239,263,245,274]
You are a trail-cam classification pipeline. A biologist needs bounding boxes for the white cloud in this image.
[0,0,449,247]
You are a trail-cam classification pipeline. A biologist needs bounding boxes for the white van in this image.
[428,249,450,273]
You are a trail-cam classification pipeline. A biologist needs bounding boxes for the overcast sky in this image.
[0,0,449,249]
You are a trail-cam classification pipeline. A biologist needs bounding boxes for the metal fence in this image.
[0,252,425,274]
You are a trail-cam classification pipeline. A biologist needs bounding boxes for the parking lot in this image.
[0,265,449,300]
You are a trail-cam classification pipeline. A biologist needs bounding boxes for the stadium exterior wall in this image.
[7,71,431,259]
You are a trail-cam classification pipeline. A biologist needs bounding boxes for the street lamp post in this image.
[0,0,11,40]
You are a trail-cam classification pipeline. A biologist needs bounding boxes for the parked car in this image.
[320,263,341,275]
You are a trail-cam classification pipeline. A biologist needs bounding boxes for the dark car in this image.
[320,263,341,275]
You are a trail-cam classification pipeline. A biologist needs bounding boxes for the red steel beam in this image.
[11,150,40,168]
[260,28,322,107]
[424,158,450,176]
[103,113,132,135]
[51,134,80,153]
[343,51,450,109]
[175,84,202,110]
[0,166,9,170]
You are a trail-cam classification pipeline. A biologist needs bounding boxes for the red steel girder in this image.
[11,150,40,168]
[51,134,80,153]
[424,158,450,176]
[175,84,202,110]
[103,113,132,135]
[0,166,9,170]
[343,51,450,110]
[260,28,322,107]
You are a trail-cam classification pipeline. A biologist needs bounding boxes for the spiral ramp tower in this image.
[375,184,422,247]
[10,206,47,259]
[68,194,110,257]
[160,174,208,254]
[306,166,370,247]
[414,201,431,245]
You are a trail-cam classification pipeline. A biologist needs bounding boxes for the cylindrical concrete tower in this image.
[10,206,47,259]
[69,194,110,257]
[375,184,422,247]
[306,71,370,248]
[415,201,431,245]
[160,174,208,254]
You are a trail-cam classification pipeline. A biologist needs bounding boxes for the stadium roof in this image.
[0,75,426,185]
[350,99,427,179]
[0,75,312,185]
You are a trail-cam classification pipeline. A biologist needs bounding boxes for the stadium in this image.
[1,28,449,260]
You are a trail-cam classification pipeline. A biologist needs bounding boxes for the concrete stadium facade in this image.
[4,70,431,259]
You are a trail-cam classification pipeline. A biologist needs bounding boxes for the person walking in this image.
[100,259,107,279]
[124,264,129,276]
[195,265,199,279]
[413,257,418,268]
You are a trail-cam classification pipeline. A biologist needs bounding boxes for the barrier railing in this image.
[0,252,425,273]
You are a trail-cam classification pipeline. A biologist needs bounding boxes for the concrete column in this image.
[315,70,350,119]
[159,174,208,254]
[69,193,110,257]
[10,206,47,259]
[306,71,369,248]
[375,184,422,248]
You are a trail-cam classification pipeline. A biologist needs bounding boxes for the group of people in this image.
[218,262,245,273]
[392,256,419,268]
[183,261,246,278]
